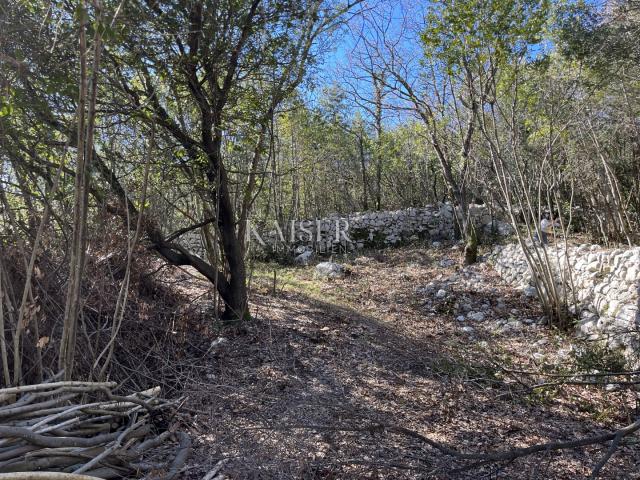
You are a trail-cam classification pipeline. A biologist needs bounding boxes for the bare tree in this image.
[353,5,480,262]
[59,0,103,379]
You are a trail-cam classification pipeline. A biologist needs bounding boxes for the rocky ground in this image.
[173,244,640,479]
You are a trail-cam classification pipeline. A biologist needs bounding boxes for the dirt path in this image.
[178,246,639,479]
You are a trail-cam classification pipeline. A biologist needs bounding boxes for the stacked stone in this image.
[257,203,511,253]
[347,205,454,249]
[489,243,640,360]
[178,203,513,256]
[489,243,531,288]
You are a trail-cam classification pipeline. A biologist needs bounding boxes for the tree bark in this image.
[59,0,102,378]
[373,73,384,211]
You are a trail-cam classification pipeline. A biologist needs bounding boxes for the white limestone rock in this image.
[315,262,346,279]
[294,250,314,266]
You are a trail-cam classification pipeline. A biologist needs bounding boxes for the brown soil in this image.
[170,245,640,479]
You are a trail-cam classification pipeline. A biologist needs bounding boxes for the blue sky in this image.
[307,0,420,119]
[305,0,606,124]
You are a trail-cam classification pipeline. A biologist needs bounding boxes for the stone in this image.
[209,337,227,350]
[439,258,456,267]
[488,243,640,363]
[315,262,346,279]
[456,315,466,322]
[468,311,485,322]
[500,320,523,332]
[626,265,639,282]
[436,289,447,299]
[461,326,475,333]
[294,250,314,266]
[587,261,600,272]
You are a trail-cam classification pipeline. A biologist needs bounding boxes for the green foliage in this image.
[421,0,550,71]
[0,91,13,118]
[570,343,628,373]
[556,1,640,65]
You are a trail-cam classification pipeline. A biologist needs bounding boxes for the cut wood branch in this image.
[0,382,117,396]
[291,418,640,475]
[160,431,192,480]
[0,379,187,477]
[0,473,103,480]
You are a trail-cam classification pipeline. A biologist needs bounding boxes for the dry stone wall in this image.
[489,243,640,360]
[179,204,511,257]
[254,203,512,254]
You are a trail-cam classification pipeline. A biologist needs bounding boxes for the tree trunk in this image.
[205,118,248,320]
[358,133,368,210]
[373,74,383,211]
[463,221,478,265]
[59,1,102,378]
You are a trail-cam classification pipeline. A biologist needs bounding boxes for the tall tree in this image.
[93,0,358,319]
[59,0,103,379]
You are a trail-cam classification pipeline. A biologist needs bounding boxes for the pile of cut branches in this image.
[0,377,191,479]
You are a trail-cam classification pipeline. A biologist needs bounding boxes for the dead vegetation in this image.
[3,241,638,478]
[157,245,640,479]
[0,378,188,478]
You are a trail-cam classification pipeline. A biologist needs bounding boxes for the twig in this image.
[0,425,140,448]
[288,418,640,468]
[0,474,103,480]
[532,379,640,389]
[202,458,230,480]
[0,382,117,396]
[0,379,176,476]
[73,420,146,474]
[589,428,626,479]
[502,368,640,378]
[160,432,192,480]
[0,394,78,419]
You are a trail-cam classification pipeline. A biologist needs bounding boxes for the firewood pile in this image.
[0,377,191,479]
